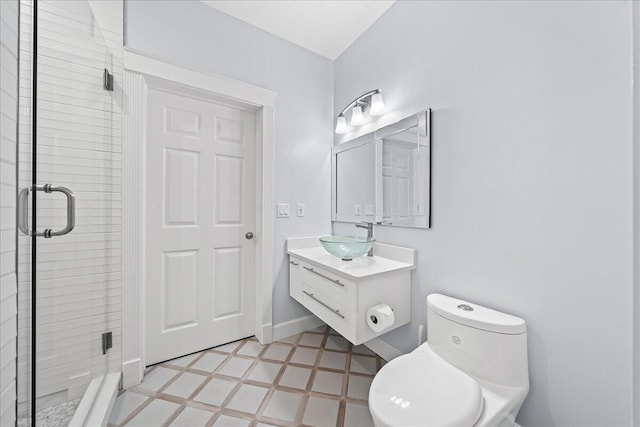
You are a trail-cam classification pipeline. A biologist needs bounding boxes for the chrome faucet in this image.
[355,221,374,256]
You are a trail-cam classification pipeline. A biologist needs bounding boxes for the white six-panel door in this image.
[145,87,256,365]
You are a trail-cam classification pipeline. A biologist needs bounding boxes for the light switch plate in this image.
[277,203,290,218]
[297,203,305,217]
[355,204,362,216]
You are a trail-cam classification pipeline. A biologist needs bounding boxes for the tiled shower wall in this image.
[16,0,123,413]
[0,1,19,425]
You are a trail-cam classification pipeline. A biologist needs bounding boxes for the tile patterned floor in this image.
[109,326,383,427]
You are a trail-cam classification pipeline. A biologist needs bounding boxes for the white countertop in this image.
[286,238,416,280]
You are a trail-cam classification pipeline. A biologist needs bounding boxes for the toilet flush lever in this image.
[457,304,474,311]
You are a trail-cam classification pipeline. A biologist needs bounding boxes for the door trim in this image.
[121,48,276,387]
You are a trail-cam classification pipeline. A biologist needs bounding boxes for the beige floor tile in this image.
[325,335,350,352]
[225,384,269,414]
[290,347,319,366]
[191,352,228,373]
[262,390,303,422]
[299,332,324,347]
[262,343,293,361]
[237,340,265,357]
[193,378,238,407]
[109,391,149,425]
[137,366,179,392]
[212,414,251,426]
[247,360,283,384]
[276,334,299,344]
[166,352,201,368]
[125,398,180,426]
[350,355,377,375]
[311,371,344,395]
[344,402,374,427]
[169,407,214,426]
[215,341,242,353]
[347,375,373,400]
[301,396,340,427]
[162,372,208,399]
[278,365,311,390]
[319,350,347,370]
[218,357,254,378]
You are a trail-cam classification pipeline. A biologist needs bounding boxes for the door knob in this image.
[245,232,254,240]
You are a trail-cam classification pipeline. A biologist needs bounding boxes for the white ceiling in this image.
[201,0,395,60]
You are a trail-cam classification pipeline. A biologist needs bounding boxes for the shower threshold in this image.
[18,372,120,427]
[69,372,120,427]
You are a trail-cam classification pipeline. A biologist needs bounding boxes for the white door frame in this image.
[121,48,276,387]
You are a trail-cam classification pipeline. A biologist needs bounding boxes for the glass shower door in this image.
[17,0,122,424]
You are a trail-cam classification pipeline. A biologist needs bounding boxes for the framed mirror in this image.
[332,109,431,229]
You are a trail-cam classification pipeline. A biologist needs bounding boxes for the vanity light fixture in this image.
[369,91,385,116]
[335,114,349,134]
[335,89,385,134]
[350,104,365,125]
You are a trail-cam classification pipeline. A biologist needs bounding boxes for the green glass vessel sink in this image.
[319,235,376,261]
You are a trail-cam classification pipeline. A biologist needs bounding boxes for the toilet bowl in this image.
[368,294,529,427]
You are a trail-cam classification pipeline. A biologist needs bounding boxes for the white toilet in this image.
[368,293,529,427]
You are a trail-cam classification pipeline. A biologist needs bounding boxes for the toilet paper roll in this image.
[366,304,395,332]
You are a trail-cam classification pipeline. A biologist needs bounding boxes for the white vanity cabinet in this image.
[287,238,415,346]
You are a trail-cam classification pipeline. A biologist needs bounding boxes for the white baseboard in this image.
[122,358,143,389]
[272,314,324,341]
[363,337,404,361]
[259,322,273,344]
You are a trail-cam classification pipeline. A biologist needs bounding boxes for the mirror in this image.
[332,109,431,228]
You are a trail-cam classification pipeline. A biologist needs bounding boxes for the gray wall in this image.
[0,0,18,425]
[334,1,633,426]
[124,0,334,325]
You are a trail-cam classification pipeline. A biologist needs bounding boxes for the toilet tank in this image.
[426,294,529,389]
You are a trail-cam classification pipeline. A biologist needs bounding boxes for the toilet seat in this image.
[369,345,484,427]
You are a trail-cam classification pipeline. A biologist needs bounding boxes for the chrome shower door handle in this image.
[32,184,76,238]
[17,187,30,236]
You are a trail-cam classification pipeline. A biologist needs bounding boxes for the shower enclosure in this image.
[16,0,123,424]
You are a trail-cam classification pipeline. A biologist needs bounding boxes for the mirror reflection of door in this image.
[382,140,415,226]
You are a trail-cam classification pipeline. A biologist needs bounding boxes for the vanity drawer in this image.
[301,284,355,341]
[300,262,357,311]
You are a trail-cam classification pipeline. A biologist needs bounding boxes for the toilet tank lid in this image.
[427,294,526,334]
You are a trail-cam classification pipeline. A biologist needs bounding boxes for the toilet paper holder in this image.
[369,307,394,324]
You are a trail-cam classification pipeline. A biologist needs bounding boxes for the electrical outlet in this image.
[355,204,362,216]
[297,203,305,217]
[277,203,290,218]
[365,205,374,216]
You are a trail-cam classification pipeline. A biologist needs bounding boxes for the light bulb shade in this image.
[335,115,349,134]
[369,92,385,116]
[350,104,365,125]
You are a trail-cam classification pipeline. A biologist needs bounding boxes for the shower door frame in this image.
[19,0,124,423]
[120,49,276,388]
